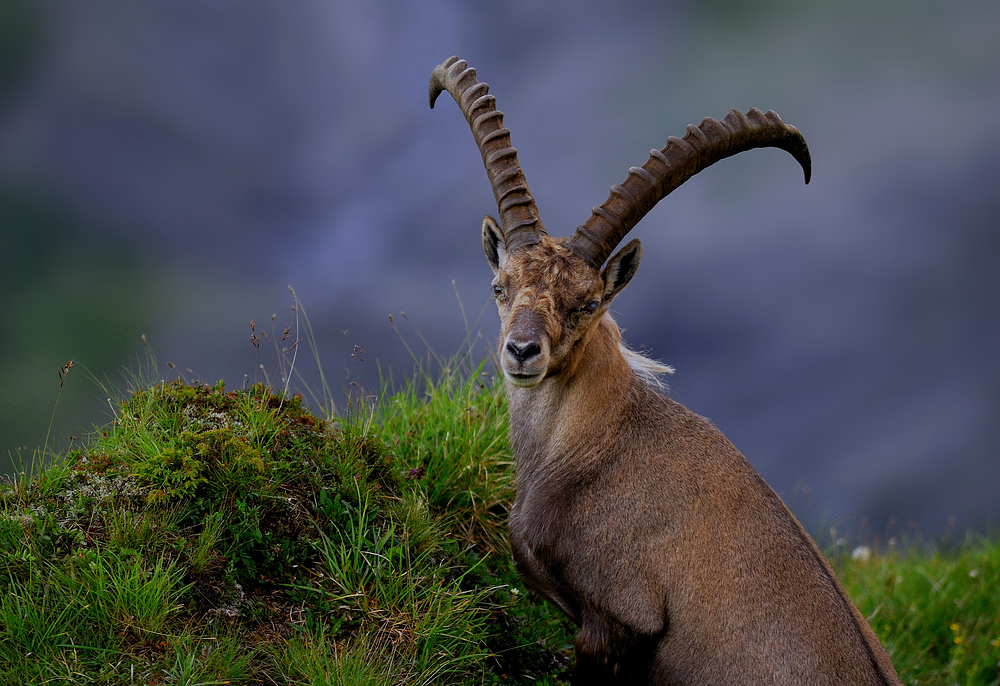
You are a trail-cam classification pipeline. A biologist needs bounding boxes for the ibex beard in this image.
[430,55,903,686]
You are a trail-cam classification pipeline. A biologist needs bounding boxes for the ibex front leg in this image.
[572,610,659,685]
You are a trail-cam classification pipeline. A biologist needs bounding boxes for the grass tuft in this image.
[831,534,1000,685]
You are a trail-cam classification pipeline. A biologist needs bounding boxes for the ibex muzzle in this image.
[431,56,902,685]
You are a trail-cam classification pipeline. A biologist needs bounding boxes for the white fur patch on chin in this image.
[505,371,545,388]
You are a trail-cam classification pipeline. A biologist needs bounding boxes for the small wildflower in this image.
[406,466,425,481]
[851,545,872,561]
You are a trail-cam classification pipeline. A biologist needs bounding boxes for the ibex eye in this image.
[493,284,505,299]
[585,300,599,313]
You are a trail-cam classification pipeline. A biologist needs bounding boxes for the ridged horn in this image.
[429,56,545,253]
[565,107,811,268]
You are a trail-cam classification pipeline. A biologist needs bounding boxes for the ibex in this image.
[429,56,902,685]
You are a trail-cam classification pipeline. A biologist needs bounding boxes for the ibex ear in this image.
[482,215,507,273]
[601,239,642,303]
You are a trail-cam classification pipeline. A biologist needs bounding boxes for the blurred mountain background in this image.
[1,0,998,538]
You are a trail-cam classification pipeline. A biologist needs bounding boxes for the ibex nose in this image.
[506,339,542,364]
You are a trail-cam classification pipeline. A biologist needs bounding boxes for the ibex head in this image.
[430,56,810,389]
[480,219,640,387]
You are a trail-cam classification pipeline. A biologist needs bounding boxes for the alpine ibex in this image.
[430,56,902,685]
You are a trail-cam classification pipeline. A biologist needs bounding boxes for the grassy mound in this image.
[0,369,573,685]
[1,365,997,684]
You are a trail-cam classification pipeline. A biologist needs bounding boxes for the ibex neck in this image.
[506,317,635,477]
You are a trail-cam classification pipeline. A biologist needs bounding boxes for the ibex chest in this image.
[507,461,674,636]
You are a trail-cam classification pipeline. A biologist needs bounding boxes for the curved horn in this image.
[429,56,545,253]
[565,107,811,268]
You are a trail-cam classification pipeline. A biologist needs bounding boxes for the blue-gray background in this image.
[2,0,998,539]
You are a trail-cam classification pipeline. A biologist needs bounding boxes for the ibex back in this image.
[430,56,902,685]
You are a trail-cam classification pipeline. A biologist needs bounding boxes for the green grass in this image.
[832,536,1000,685]
[1,357,997,684]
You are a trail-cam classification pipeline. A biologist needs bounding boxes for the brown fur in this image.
[483,223,903,685]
